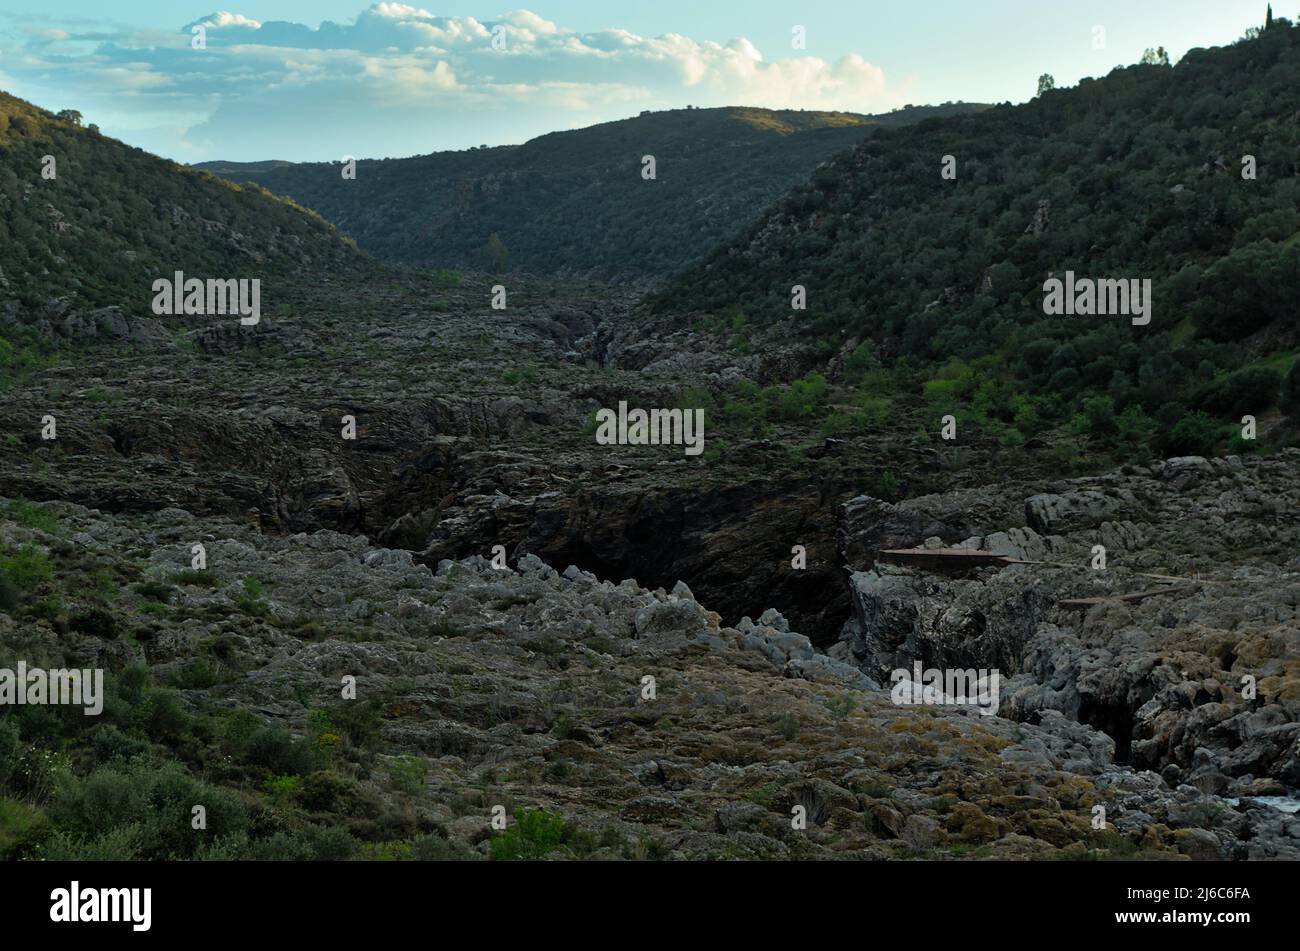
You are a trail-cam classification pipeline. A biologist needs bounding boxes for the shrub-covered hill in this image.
[652,21,1300,452]
[196,104,987,279]
[0,91,370,323]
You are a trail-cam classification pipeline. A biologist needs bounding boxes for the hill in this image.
[196,104,988,278]
[0,91,370,348]
[653,22,1300,458]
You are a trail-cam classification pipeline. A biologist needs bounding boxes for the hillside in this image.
[196,104,987,278]
[653,23,1300,459]
[0,91,370,348]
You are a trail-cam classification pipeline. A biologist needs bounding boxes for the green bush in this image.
[775,373,830,420]
[47,757,249,859]
[171,569,218,587]
[412,832,477,861]
[0,797,49,859]
[1,499,60,533]
[245,725,318,776]
[490,807,573,861]
[1163,411,1222,457]
[388,754,427,797]
[0,545,52,593]
[36,825,140,861]
[133,580,174,603]
[69,608,119,639]
[90,725,151,765]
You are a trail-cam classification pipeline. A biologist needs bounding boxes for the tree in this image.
[56,109,83,126]
[1036,74,1055,97]
[1140,47,1171,66]
[478,233,508,274]
[1266,4,1274,29]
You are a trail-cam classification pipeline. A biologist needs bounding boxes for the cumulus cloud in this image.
[0,5,909,160]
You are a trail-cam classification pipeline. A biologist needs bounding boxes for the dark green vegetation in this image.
[0,91,369,322]
[197,104,987,277]
[0,508,468,861]
[656,24,1300,462]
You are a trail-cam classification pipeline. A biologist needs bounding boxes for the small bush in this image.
[1163,411,1222,457]
[490,807,573,861]
[0,545,52,592]
[171,569,218,587]
[69,608,119,639]
[245,725,318,776]
[412,832,477,861]
[1,499,60,533]
[133,580,174,603]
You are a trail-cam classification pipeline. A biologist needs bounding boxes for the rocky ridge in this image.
[834,451,1300,803]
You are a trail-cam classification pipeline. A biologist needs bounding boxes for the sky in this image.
[0,1,1276,163]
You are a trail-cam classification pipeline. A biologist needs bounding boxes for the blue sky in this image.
[0,2,1276,162]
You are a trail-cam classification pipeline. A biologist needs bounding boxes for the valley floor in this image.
[0,274,1297,860]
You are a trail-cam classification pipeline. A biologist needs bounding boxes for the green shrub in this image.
[296,769,364,812]
[133,580,174,603]
[327,700,383,749]
[139,689,190,740]
[90,725,151,764]
[1163,411,1222,457]
[360,840,414,861]
[168,658,223,689]
[36,825,141,860]
[389,754,427,797]
[0,797,49,859]
[171,569,218,587]
[1,499,60,533]
[490,807,573,861]
[245,725,318,776]
[69,608,119,639]
[502,367,539,385]
[412,832,477,861]
[1116,404,1157,446]
[775,373,830,420]
[0,545,52,592]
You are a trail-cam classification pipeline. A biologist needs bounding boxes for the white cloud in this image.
[0,4,909,159]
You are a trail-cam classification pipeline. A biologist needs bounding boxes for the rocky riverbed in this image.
[2,275,1297,860]
[3,495,1297,859]
[834,452,1300,810]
